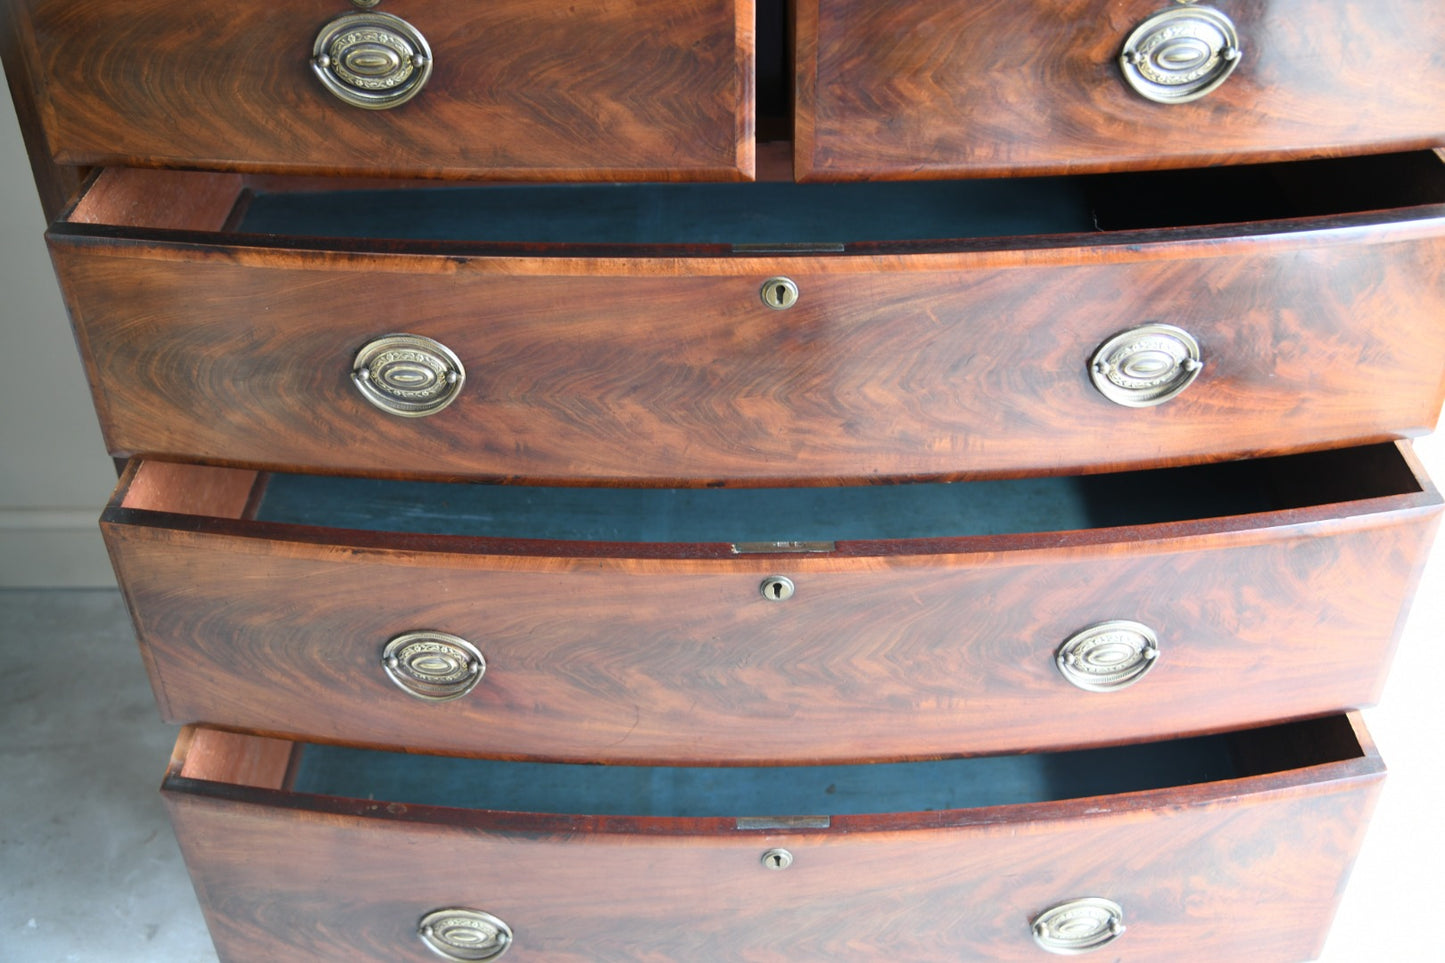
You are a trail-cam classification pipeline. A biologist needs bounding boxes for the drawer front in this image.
[797,0,1445,179]
[19,0,753,180]
[104,451,1440,762]
[162,720,1383,962]
[53,188,1445,483]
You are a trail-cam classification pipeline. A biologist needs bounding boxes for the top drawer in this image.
[797,0,1445,180]
[16,0,754,180]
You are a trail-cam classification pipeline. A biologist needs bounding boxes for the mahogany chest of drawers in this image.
[5,1,1444,959]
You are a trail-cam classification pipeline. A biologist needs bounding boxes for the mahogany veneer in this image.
[797,0,1445,180]
[105,451,1439,762]
[162,718,1383,962]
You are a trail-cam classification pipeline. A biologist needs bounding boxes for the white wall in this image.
[0,87,117,586]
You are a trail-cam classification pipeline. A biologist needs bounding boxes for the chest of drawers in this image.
[5,0,1444,960]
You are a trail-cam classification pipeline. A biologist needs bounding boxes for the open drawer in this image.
[50,151,1445,483]
[163,714,1384,961]
[104,444,1440,763]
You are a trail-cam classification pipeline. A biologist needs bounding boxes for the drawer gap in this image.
[228,444,1419,544]
[230,152,1444,247]
[228,715,1362,819]
[62,152,1444,248]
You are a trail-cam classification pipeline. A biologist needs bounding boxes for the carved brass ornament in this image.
[418,908,513,961]
[1031,897,1126,954]
[312,11,432,109]
[1056,620,1160,692]
[352,334,465,418]
[1089,323,1202,407]
[382,631,486,702]
[1120,6,1242,103]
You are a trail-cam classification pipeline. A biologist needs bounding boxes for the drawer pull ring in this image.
[353,334,465,417]
[418,908,512,961]
[1031,897,1126,955]
[382,631,486,702]
[1056,620,1159,692]
[1089,323,1202,407]
[312,11,433,110]
[1120,6,1241,104]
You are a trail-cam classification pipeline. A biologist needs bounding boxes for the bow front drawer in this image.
[163,715,1382,962]
[798,0,1445,179]
[50,152,1445,482]
[104,445,1440,762]
[18,0,753,180]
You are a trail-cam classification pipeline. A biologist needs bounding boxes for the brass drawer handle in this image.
[1089,323,1202,407]
[353,334,465,418]
[1056,620,1159,692]
[1031,897,1126,954]
[418,908,512,961]
[312,11,433,110]
[1120,6,1242,104]
[382,631,486,702]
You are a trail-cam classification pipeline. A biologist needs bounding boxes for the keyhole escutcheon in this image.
[760,276,799,310]
[760,576,796,601]
[761,848,794,870]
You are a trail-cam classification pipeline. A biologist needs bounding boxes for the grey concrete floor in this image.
[0,589,217,962]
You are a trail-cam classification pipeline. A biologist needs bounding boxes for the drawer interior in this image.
[174,715,1370,823]
[64,151,1445,248]
[119,444,1423,546]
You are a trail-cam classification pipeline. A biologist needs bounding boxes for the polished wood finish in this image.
[51,189,1445,483]
[797,0,1445,180]
[103,453,1440,762]
[162,720,1383,962]
[18,0,754,181]
[0,0,82,219]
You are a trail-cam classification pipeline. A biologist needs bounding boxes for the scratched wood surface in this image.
[797,0,1445,179]
[161,719,1383,962]
[17,0,753,180]
[103,451,1440,762]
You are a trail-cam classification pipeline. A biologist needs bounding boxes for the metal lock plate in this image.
[1120,6,1242,104]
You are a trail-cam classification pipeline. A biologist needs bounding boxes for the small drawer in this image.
[797,0,1445,179]
[17,0,753,180]
[163,714,1383,962]
[104,444,1439,763]
[50,151,1445,483]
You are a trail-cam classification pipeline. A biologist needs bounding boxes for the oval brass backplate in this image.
[312,11,433,110]
[1056,620,1159,692]
[382,631,486,702]
[1032,897,1126,955]
[352,333,465,418]
[1119,6,1242,104]
[418,907,512,961]
[1089,323,1202,407]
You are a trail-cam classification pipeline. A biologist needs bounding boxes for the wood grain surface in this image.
[103,452,1440,763]
[51,206,1445,484]
[797,0,1445,179]
[161,719,1383,962]
[18,0,753,180]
